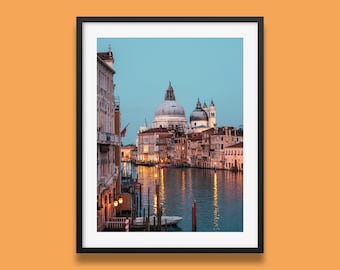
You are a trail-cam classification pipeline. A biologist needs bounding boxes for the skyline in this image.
[98,38,243,145]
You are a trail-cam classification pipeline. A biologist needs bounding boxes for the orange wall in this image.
[1,0,340,269]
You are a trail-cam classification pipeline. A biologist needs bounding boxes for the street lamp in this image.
[113,196,124,216]
[114,196,123,206]
[118,196,123,205]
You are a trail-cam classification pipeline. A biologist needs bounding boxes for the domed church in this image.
[190,98,208,128]
[152,82,187,131]
[189,99,216,133]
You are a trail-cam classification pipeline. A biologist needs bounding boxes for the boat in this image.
[155,163,170,168]
[134,216,183,226]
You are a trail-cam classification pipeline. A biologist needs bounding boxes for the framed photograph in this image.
[77,17,263,253]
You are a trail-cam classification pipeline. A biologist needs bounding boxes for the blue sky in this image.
[98,38,243,145]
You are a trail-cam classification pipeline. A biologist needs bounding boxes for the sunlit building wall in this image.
[121,145,137,162]
[137,128,169,164]
[187,133,203,167]
[225,142,243,171]
[209,127,243,169]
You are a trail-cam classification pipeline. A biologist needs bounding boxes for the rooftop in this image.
[226,142,243,148]
[139,127,171,134]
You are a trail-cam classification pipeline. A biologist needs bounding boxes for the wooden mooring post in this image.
[156,183,161,230]
[192,200,197,232]
[139,183,142,214]
[164,218,168,232]
[147,187,150,231]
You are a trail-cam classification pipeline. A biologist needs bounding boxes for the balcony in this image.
[98,174,117,190]
[97,132,121,146]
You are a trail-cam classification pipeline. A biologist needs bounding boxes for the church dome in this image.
[155,100,185,116]
[152,82,187,129]
[190,99,208,122]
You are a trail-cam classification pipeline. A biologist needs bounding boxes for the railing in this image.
[106,217,132,231]
[97,132,121,145]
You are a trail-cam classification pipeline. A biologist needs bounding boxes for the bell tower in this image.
[208,100,216,128]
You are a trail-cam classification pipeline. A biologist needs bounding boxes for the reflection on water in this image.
[134,165,243,232]
[213,172,219,231]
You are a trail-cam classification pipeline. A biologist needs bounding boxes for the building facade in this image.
[209,127,243,169]
[137,127,169,164]
[225,142,243,171]
[97,49,122,231]
[121,145,137,163]
[137,125,244,171]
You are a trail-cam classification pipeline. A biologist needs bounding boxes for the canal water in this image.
[132,165,243,232]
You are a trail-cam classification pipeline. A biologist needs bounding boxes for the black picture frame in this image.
[77,16,263,253]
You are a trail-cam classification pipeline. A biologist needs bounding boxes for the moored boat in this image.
[134,216,183,226]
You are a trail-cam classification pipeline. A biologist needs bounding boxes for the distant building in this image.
[189,99,216,133]
[189,99,209,132]
[121,145,137,163]
[209,127,243,170]
[225,142,243,171]
[187,132,203,167]
[152,82,187,131]
[208,100,216,128]
[136,82,243,171]
[137,127,169,164]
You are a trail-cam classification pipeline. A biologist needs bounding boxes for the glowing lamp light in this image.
[118,197,123,205]
[113,200,119,207]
